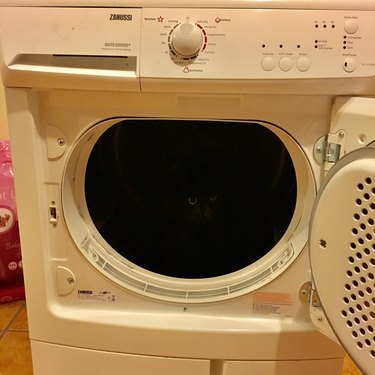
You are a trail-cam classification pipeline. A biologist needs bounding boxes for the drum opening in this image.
[85,119,297,278]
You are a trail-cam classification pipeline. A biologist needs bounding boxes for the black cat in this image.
[85,120,295,278]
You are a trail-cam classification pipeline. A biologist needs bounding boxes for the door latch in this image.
[49,201,59,226]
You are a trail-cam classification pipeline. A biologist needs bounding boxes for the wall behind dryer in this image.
[0,74,9,139]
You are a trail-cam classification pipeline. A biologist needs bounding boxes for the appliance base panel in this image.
[31,340,343,375]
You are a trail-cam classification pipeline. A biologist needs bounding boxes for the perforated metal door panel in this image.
[310,147,375,375]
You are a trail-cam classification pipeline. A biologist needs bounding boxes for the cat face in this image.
[183,191,220,224]
[163,160,222,226]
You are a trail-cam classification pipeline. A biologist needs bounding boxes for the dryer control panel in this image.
[140,8,375,79]
[1,6,375,92]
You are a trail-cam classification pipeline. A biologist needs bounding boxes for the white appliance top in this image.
[1,1,375,94]
[1,0,375,9]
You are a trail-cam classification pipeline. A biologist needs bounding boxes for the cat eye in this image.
[188,196,198,205]
[210,194,218,202]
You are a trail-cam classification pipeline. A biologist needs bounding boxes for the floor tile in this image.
[343,354,363,375]
[10,303,28,330]
[0,331,33,375]
[0,301,23,330]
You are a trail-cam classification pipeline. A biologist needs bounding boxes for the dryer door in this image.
[309,97,375,375]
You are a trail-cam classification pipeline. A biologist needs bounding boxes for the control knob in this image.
[170,21,203,57]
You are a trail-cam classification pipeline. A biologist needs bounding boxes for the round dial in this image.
[170,22,203,57]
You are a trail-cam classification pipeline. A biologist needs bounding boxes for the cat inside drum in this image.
[85,120,297,279]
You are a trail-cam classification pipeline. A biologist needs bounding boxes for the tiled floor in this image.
[0,300,32,375]
[0,300,364,375]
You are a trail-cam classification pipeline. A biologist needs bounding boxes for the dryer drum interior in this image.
[84,120,297,279]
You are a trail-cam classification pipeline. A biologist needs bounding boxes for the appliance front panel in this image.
[5,2,372,373]
[4,87,341,363]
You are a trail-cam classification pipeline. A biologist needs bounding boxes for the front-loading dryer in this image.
[0,1,374,374]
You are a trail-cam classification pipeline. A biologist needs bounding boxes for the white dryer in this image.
[0,1,374,374]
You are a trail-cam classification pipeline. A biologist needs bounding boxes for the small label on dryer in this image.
[251,292,293,317]
[77,289,116,303]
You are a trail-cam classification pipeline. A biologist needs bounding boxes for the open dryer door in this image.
[309,97,375,375]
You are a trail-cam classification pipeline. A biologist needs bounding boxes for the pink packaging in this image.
[0,140,25,303]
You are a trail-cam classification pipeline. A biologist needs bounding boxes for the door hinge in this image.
[314,136,341,165]
[300,282,340,343]
[299,281,321,308]
[314,130,345,168]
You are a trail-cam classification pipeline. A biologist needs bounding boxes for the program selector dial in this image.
[170,21,204,58]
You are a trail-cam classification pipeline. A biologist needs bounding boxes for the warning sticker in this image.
[251,292,293,317]
[77,290,116,303]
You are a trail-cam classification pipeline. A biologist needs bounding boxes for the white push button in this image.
[261,56,276,71]
[279,57,293,72]
[343,58,357,72]
[296,57,311,72]
[344,19,358,34]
